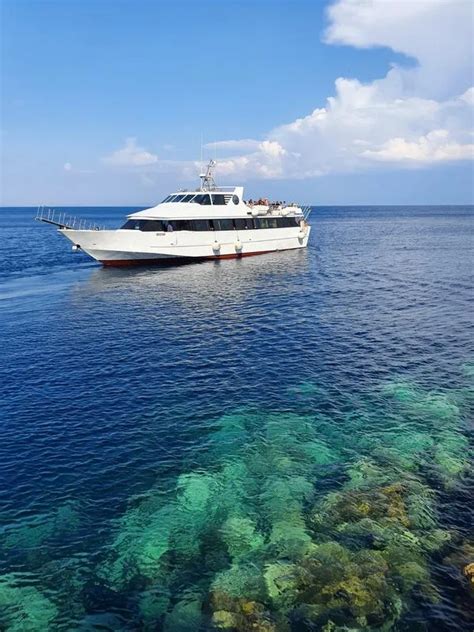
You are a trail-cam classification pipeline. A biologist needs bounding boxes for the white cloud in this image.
[204,139,261,153]
[324,0,473,99]
[207,0,473,180]
[362,129,474,163]
[102,137,158,167]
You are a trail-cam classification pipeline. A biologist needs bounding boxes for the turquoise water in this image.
[0,206,473,631]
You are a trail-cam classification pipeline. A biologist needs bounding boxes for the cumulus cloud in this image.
[204,139,261,153]
[362,129,474,163]
[102,137,158,167]
[208,0,473,179]
[324,0,473,99]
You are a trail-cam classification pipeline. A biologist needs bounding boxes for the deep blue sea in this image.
[0,206,473,631]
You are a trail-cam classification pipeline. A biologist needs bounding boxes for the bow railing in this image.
[35,206,106,231]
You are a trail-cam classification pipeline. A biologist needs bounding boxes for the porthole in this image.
[232,195,239,205]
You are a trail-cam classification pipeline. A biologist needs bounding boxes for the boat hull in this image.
[99,249,299,267]
[59,226,311,267]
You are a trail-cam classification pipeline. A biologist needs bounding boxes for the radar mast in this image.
[199,160,217,191]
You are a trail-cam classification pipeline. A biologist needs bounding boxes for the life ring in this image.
[235,240,243,252]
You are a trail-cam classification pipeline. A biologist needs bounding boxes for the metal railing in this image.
[302,205,312,220]
[35,206,106,231]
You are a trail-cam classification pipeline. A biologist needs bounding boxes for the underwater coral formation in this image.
[0,375,471,630]
[92,376,472,630]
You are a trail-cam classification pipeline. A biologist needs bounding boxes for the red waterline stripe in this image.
[100,249,296,267]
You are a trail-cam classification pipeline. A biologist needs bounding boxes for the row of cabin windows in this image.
[121,216,301,232]
[161,193,237,205]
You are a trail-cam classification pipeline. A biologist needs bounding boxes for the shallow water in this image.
[0,206,473,631]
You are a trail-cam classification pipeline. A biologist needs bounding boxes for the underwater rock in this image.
[138,588,170,628]
[212,563,265,602]
[391,561,432,593]
[0,575,59,631]
[213,609,239,629]
[208,411,252,458]
[163,598,202,632]
[99,504,173,589]
[432,430,471,481]
[298,439,340,466]
[422,528,452,553]
[382,381,461,427]
[1,501,81,554]
[269,516,314,559]
[260,475,314,523]
[211,599,282,632]
[443,541,474,591]
[463,563,474,587]
[404,485,437,529]
[176,471,217,513]
[295,543,399,627]
[382,381,421,403]
[373,431,435,471]
[264,562,300,609]
[220,516,264,560]
[344,459,394,490]
[313,483,411,529]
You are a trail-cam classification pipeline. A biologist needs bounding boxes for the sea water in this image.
[0,206,472,631]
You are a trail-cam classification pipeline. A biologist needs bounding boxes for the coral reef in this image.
[94,375,471,629]
[1,373,471,630]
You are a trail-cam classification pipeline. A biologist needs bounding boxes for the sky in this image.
[1,0,473,206]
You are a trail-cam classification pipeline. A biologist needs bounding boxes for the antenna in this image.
[200,133,203,175]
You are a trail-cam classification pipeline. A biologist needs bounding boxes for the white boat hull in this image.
[59,226,311,266]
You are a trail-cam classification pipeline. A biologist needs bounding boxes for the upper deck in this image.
[128,160,306,221]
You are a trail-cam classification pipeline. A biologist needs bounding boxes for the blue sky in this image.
[1,0,473,206]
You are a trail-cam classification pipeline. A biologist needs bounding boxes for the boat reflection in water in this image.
[70,247,312,318]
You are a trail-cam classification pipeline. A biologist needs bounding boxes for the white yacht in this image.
[36,161,311,266]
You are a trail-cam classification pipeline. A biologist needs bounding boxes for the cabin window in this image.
[214,219,234,231]
[141,220,167,231]
[232,195,239,205]
[211,194,227,205]
[172,194,186,203]
[256,218,278,229]
[161,195,173,203]
[121,220,138,229]
[177,220,191,230]
[181,194,195,203]
[121,216,301,232]
[284,217,299,227]
[190,220,211,231]
[192,194,212,205]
